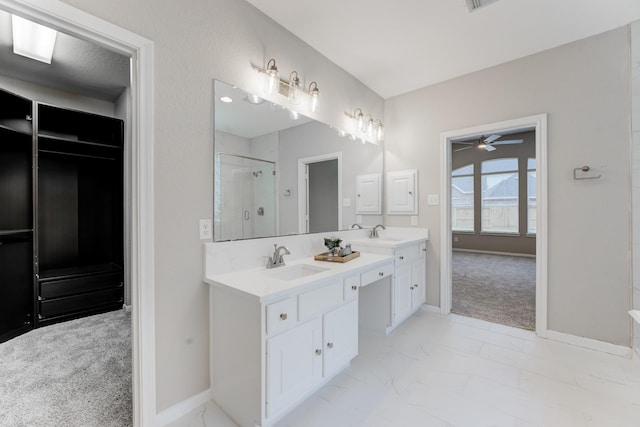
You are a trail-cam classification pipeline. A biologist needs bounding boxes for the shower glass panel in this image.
[215,153,276,241]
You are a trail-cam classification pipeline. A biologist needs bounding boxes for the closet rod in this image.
[38,149,116,161]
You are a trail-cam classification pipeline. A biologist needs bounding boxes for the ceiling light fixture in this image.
[257,58,321,113]
[11,15,58,64]
[219,96,233,103]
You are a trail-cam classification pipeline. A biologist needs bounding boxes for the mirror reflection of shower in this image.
[215,153,276,240]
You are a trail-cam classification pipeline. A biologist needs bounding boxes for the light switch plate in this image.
[199,219,212,240]
[427,194,439,206]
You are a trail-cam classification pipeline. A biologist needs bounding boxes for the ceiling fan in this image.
[453,134,524,152]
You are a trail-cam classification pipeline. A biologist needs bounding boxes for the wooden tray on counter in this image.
[314,251,360,263]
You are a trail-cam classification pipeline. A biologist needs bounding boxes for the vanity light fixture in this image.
[288,71,302,105]
[348,108,384,143]
[258,58,321,113]
[376,120,384,142]
[354,108,365,133]
[262,58,280,95]
[12,15,58,64]
[308,82,320,113]
[366,114,375,138]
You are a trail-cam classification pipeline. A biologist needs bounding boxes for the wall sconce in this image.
[308,82,319,113]
[288,71,301,105]
[348,108,384,143]
[262,59,279,95]
[258,58,320,114]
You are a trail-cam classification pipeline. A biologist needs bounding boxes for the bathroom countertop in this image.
[205,252,393,303]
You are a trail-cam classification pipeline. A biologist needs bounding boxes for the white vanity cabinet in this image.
[207,255,392,427]
[353,239,427,330]
[393,242,427,324]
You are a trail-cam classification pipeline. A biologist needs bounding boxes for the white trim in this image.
[420,304,442,313]
[440,114,548,337]
[452,248,536,258]
[155,388,213,427]
[0,1,156,426]
[545,330,632,358]
[297,152,343,233]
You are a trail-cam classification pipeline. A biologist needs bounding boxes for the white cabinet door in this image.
[387,170,418,214]
[411,259,426,308]
[356,174,381,214]
[266,317,323,418]
[394,264,413,324]
[323,299,358,377]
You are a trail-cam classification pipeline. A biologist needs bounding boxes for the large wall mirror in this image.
[214,79,383,241]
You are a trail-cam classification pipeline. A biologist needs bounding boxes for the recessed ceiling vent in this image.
[465,0,500,12]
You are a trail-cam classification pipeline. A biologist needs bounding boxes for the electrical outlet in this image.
[199,219,212,240]
[411,216,418,226]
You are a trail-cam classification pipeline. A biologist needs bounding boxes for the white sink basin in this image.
[267,264,330,281]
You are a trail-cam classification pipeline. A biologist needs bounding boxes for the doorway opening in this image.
[0,1,155,425]
[440,114,548,335]
[298,152,342,233]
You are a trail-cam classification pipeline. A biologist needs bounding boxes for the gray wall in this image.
[57,0,384,411]
[384,27,632,346]
[452,131,536,255]
[278,120,384,233]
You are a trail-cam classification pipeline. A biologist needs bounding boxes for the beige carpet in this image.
[452,251,536,330]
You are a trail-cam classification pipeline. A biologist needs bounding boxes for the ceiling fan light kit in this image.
[454,134,524,152]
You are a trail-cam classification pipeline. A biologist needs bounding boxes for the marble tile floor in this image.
[167,310,640,427]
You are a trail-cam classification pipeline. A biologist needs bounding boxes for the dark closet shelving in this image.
[0,87,125,342]
[0,89,34,343]
[36,103,124,327]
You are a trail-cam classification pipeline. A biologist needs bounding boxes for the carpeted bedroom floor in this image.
[0,309,132,427]
[452,251,536,330]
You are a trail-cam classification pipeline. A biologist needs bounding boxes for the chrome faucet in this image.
[351,223,363,229]
[266,244,291,268]
[370,224,386,238]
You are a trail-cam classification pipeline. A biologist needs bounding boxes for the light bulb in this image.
[288,71,301,105]
[309,82,319,113]
[376,122,384,142]
[367,117,374,137]
[355,109,364,133]
[263,59,279,95]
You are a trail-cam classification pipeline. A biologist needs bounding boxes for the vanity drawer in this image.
[395,244,422,265]
[266,297,297,335]
[343,275,360,300]
[361,262,394,287]
[298,281,343,322]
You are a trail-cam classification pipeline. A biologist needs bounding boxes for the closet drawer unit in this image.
[39,272,123,299]
[39,287,123,319]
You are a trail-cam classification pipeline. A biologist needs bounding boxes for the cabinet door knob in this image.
[410,286,414,290]
[327,342,334,349]
[352,285,358,291]
[399,256,404,260]
[315,349,322,356]
[414,284,418,287]
[379,272,384,276]
[279,313,287,321]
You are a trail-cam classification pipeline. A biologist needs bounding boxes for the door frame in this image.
[440,114,548,336]
[0,0,156,425]
[297,152,342,234]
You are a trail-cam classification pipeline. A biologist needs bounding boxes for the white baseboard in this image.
[420,304,442,314]
[122,304,132,313]
[545,330,632,358]
[155,388,212,427]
